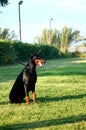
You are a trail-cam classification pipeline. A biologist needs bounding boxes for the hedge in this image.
[0,41,60,65]
[0,41,16,65]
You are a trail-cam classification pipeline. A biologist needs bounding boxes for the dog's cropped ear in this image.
[37,49,41,55]
[31,53,34,58]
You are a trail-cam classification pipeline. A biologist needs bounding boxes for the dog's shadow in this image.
[37,93,86,103]
[0,93,86,105]
[0,101,10,105]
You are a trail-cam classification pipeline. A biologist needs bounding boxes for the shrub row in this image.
[0,41,16,65]
[0,41,60,65]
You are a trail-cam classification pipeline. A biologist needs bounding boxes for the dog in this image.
[9,52,46,104]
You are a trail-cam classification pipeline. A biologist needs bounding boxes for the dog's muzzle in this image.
[35,59,46,68]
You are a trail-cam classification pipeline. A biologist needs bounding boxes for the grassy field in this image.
[0,58,86,130]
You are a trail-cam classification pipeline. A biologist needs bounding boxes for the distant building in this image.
[68,46,86,53]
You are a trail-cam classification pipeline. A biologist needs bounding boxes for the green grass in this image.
[0,58,86,130]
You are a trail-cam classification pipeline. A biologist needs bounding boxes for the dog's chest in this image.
[23,68,37,83]
[29,72,37,81]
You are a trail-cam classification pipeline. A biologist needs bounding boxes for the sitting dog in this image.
[9,53,46,104]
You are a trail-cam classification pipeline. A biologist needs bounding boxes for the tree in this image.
[35,28,60,45]
[50,29,61,47]
[0,0,8,6]
[0,28,17,41]
[60,26,80,53]
[35,26,84,54]
[35,28,50,44]
[41,28,49,43]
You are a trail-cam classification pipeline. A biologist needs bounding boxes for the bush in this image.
[13,42,60,61]
[0,41,16,65]
[79,52,86,58]
[0,41,61,65]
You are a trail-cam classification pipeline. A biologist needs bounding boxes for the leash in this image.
[17,59,26,66]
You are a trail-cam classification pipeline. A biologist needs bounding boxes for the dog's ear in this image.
[31,53,34,58]
[37,49,41,55]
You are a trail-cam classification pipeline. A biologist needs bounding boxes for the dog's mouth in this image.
[35,59,46,68]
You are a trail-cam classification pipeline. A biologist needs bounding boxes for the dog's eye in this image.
[36,60,38,63]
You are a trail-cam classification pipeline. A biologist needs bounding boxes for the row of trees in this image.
[35,25,86,54]
[0,26,85,55]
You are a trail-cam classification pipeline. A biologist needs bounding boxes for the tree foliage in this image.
[0,28,17,40]
[35,28,50,44]
[35,28,60,45]
[0,0,8,6]
[35,25,83,54]
[60,26,80,53]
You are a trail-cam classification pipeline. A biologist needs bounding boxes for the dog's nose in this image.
[43,60,46,63]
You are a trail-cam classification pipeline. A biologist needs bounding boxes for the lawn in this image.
[0,58,86,130]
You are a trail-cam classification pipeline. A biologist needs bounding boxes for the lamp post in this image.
[49,18,53,44]
[18,1,23,41]
[0,11,2,34]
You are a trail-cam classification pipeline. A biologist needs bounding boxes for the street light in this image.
[49,18,53,44]
[0,11,2,34]
[18,1,23,41]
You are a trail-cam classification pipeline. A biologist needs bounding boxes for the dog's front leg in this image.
[32,91,37,103]
[24,84,30,105]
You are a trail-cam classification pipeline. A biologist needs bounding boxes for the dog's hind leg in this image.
[9,93,21,104]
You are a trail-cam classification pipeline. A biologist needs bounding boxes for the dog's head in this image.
[31,53,46,68]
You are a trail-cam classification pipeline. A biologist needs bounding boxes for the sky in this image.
[0,0,86,43]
